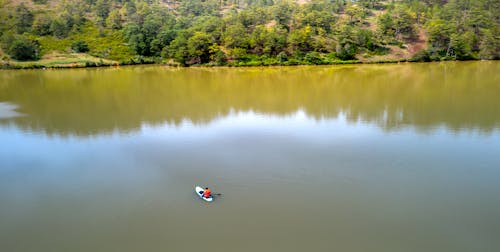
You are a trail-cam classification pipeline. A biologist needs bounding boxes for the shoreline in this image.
[0,56,492,70]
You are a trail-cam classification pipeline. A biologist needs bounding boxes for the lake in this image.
[1,62,499,252]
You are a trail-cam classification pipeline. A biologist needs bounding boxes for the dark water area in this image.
[1,62,499,252]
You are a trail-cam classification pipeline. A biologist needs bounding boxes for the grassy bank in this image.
[2,51,410,69]
[0,53,118,69]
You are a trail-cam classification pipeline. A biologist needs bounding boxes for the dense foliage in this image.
[0,0,498,65]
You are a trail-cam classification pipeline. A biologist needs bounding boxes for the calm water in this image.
[1,62,499,252]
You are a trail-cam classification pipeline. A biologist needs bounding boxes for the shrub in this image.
[32,16,52,36]
[336,43,357,60]
[277,51,288,64]
[50,18,70,38]
[8,36,40,61]
[212,50,227,66]
[410,50,431,62]
[304,52,323,65]
[71,41,90,53]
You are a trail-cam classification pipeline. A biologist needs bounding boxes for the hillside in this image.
[0,0,498,67]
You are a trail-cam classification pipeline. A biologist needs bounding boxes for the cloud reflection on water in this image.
[0,62,499,137]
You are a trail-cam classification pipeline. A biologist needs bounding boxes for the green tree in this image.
[248,25,286,56]
[32,15,52,36]
[8,35,39,61]
[304,51,323,64]
[209,44,227,65]
[335,43,357,60]
[106,10,123,30]
[14,3,34,34]
[426,18,452,55]
[479,29,499,60]
[355,29,377,51]
[300,10,336,32]
[124,23,147,55]
[410,49,432,62]
[335,25,358,60]
[359,0,382,9]
[150,29,177,57]
[187,32,214,64]
[447,33,473,59]
[288,25,313,54]
[377,13,394,37]
[165,34,189,65]
[345,4,368,24]
[277,51,288,64]
[71,40,90,53]
[271,1,296,30]
[378,7,415,41]
[223,23,249,49]
[50,18,70,38]
[95,0,110,19]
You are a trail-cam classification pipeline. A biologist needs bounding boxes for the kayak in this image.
[195,186,213,202]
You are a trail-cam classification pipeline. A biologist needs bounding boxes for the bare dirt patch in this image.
[407,28,427,56]
[265,20,276,29]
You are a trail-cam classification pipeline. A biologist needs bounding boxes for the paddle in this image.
[206,192,221,198]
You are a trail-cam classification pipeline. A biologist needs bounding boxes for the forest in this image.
[0,0,498,67]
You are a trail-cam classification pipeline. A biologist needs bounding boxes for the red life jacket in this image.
[203,189,211,198]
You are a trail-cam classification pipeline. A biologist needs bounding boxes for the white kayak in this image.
[195,186,213,202]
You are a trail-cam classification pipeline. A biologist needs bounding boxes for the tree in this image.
[32,15,52,36]
[359,0,382,9]
[106,10,123,30]
[288,25,313,54]
[335,25,358,60]
[271,1,296,30]
[150,29,177,57]
[335,43,357,60]
[406,0,428,24]
[141,13,165,53]
[50,18,70,38]
[304,51,323,64]
[209,44,227,65]
[447,33,473,59]
[377,13,394,37]
[263,26,287,56]
[392,7,415,40]
[95,0,110,19]
[426,18,452,54]
[223,23,249,49]
[378,7,415,41]
[14,3,34,34]
[124,23,147,55]
[165,34,189,65]
[479,29,499,60]
[277,51,288,64]
[345,4,368,24]
[355,29,377,51]
[71,41,90,53]
[8,36,39,61]
[300,10,336,32]
[410,49,431,62]
[187,32,214,64]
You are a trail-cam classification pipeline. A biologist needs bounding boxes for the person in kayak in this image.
[203,187,212,199]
